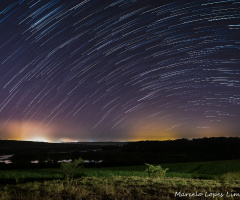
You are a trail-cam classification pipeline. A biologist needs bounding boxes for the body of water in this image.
[0,155,103,164]
[0,155,13,164]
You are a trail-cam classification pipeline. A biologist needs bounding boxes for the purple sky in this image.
[0,0,239,142]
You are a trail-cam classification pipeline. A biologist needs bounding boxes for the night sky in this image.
[0,0,239,142]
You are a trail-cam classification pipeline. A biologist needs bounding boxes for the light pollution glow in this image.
[0,120,234,143]
[0,121,54,142]
[0,1,239,142]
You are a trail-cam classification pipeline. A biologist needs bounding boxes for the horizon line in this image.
[1,136,239,143]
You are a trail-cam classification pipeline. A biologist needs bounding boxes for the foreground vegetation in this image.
[1,159,240,181]
[0,160,240,199]
[0,176,240,200]
[1,138,239,199]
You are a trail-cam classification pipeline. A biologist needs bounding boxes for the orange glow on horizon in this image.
[129,120,177,141]
[0,120,54,142]
[0,119,235,143]
[56,137,79,143]
[26,136,51,143]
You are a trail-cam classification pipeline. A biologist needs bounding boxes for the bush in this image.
[61,157,84,180]
[145,163,168,178]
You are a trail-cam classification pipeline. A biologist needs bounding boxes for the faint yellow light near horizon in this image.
[0,120,54,142]
[27,136,50,143]
[130,122,176,141]
[57,137,78,143]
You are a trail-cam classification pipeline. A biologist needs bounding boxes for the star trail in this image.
[0,0,239,142]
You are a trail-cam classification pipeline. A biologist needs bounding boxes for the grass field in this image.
[0,160,240,199]
[0,176,240,200]
[1,159,240,180]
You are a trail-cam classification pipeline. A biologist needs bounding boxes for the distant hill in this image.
[0,140,127,154]
[113,137,240,164]
[0,137,239,168]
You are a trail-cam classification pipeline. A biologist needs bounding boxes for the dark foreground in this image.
[0,137,240,199]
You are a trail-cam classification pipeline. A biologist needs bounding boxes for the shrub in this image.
[61,157,84,180]
[145,163,168,178]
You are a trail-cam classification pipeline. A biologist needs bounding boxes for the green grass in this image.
[0,160,240,199]
[0,169,63,180]
[0,159,240,181]
[78,159,240,180]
